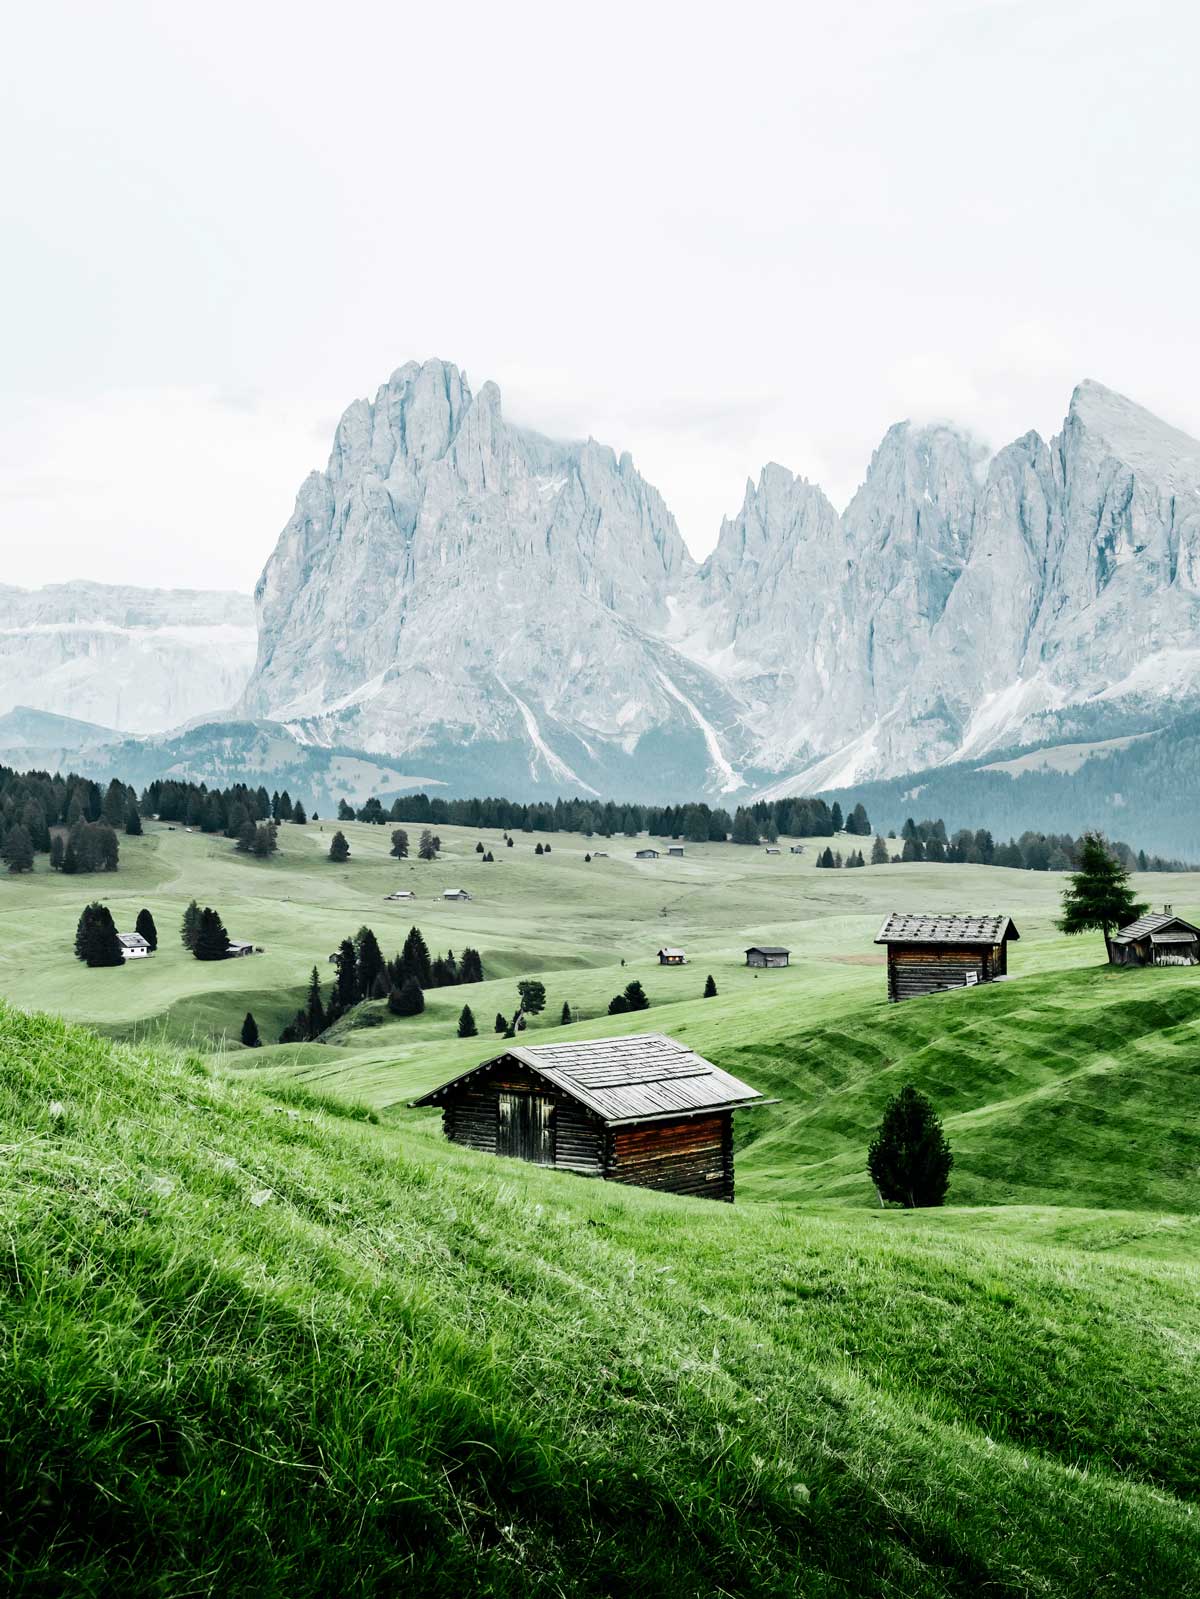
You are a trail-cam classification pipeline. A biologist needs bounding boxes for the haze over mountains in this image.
[8,359,1200,826]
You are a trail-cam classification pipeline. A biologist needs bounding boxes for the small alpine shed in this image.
[1112,906,1200,966]
[412,1033,764,1201]
[746,945,790,968]
[875,912,1019,1002]
[657,946,687,965]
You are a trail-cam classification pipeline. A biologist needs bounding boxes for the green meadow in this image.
[2,818,1199,1593]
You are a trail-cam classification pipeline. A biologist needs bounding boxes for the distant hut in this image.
[385,889,416,901]
[442,888,472,901]
[635,848,660,860]
[745,945,789,968]
[412,1033,764,1201]
[667,845,685,857]
[789,844,804,855]
[875,913,1019,1002]
[226,940,256,958]
[657,946,687,965]
[1112,906,1200,967]
[764,846,781,855]
[116,932,152,961]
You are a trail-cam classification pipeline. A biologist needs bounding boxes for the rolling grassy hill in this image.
[3,1004,1199,1597]
[3,818,1200,1591]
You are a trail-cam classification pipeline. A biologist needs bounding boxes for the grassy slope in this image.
[3,1005,1199,1597]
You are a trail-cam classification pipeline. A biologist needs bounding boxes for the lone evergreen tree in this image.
[418,828,438,861]
[703,974,717,998]
[124,806,143,837]
[328,830,351,862]
[494,1012,507,1034]
[560,1001,572,1025]
[621,979,649,1011]
[241,1012,261,1048]
[867,1085,953,1208]
[390,828,409,859]
[1057,832,1148,962]
[871,834,890,865]
[192,907,230,961]
[457,1004,478,1038]
[516,978,547,1016]
[135,908,157,950]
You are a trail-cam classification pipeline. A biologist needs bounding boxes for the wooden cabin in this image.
[667,845,685,857]
[789,845,804,855]
[116,932,152,960]
[442,888,472,901]
[412,1033,763,1201]
[657,946,687,965]
[1111,907,1200,966]
[875,912,1019,1002]
[635,848,660,860]
[746,945,789,968]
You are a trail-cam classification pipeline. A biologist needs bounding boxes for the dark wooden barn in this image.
[412,1033,763,1201]
[1111,907,1200,966]
[746,945,790,968]
[875,912,1019,1002]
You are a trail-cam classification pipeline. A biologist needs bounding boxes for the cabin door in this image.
[497,1092,555,1165]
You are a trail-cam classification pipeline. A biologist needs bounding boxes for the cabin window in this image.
[497,1092,555,1165]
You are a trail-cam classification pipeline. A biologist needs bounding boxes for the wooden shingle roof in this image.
[412,1033,762,1125]
[875,912,1019,946]
[1113,911,1200,944]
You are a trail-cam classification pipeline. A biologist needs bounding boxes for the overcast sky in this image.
[3,0,1198,591]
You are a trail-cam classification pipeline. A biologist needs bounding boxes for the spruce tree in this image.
[329,830,350,862]
[305,966,326,1037]
[1057,832,1148,962]
[135,908,157,950]
[560,1001,572,1025]
[459,947,484,983]
[401,926,433,989]
[241,1012,261,1048]
[621,979,649,1012]
[338,799,355,821]
[388,978,424,1017]
[494,1012,507,1034]
[1,824,34,873]
[355,926,386,997]
[49,834,65,871]
[292,802,307,825]
[333,937,359,1009]
[124,806,143,837]
[871,834,890,865]
[181,900,202,949]
[703,974,717,998]
[867,1085,953,1208]
[457,1004,478,1038]
[192,907,230,961]
[390,828,409,859]
[83,913,123,968]
[607,992,630,1015]
[418,829,438,861]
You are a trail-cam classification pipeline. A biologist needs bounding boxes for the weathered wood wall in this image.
[441,1058,605,1176]
[887,944,996,1002]
[606,1114,734,1202]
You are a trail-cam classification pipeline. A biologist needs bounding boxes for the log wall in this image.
[606,1113,734,1202]
[887,944,991,1003]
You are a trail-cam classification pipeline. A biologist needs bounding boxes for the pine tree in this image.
[831,801,844,833]
[621,980,649,1012]
[560,1001,572,1025]
[241,1012,261,1048]
[181,900,202,950]
[457,1004,478,1038]
[871,834,890,865]
[333,937,359,1009]
[731,807,759,845]
[1,824,34,873]
[292,802,307,825]
[516,978,546,1016]
[305,966,326,1038]
[83,913,123,968]
[459,947,484,983]
[338,799,355,821]
[1057,832,1148,962]
[475,841,485,854]
[192,907,230,961]
[329,830,350,862]
[703,974,717,998]
[355,926,385,997]
[124,806,143,837]
[388,977,424,1017]
[607,993,629,1015]
[75,903,115,961]
[535,841,544,855]
[390,829,409,859]
[867,1085,953,1208]
[494,1012,507,1034]
[401,926,433,988]
[49,834,65,871]
[849,802,870,836]
[135,908,157,950]
[418,829,438,861]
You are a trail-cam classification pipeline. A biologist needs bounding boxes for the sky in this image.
[3,0,1199,591]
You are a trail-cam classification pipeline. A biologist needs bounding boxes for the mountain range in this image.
[8,359,1200,839]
